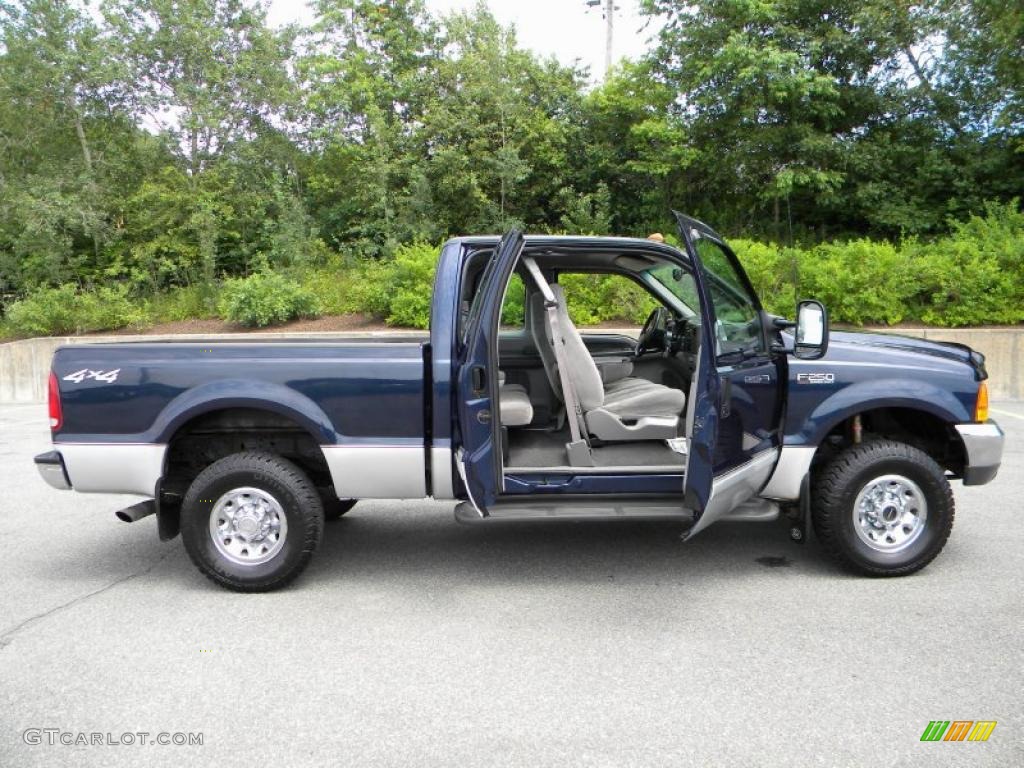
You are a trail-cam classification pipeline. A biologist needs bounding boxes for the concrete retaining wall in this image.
[0,327,1020,403]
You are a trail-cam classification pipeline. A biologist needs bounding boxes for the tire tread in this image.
[181,451,324,592]
[811,439,955,577]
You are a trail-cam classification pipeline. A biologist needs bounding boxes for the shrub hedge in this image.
[218,271,320,328]
[735,201,1024,327]
[2,203,1020,337]
[4,284,147,336]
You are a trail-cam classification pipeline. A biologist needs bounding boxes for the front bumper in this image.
[955,422,1004,486]
[34,450,71,490]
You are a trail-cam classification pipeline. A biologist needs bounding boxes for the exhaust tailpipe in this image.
[116,500,157,523]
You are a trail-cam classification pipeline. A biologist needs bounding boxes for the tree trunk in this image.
[73,111,100,256]
[903,47,961,135]
[74,115,93,173]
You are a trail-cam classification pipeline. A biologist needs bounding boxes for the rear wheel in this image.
[812,440,955,576]
[181,451,324,592]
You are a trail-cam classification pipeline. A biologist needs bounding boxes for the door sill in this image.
[455,496,694,525]
[504,464,685,475]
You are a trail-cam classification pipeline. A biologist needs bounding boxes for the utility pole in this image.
[585,0,616,78]
[604,0,614,76]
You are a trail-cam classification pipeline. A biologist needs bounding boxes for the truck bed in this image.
[52,340,429,444]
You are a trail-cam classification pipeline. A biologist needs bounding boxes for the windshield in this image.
[645,263,700,315]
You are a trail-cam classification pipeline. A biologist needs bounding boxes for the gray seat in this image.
[528,285,685,441]
[498,383,533,426]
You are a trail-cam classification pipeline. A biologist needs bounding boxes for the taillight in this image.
[974,380,989,422]
[48,371,63,431]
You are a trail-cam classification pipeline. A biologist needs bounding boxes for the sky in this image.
[267,0,661,81]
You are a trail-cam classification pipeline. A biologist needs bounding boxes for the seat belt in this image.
[521,256,594,467]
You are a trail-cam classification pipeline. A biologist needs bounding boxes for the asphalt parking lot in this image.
[1,402,1021,767]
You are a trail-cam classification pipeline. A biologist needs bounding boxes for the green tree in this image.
[420,3,585,234]
[102,0,301,284]
[300,0,438,254]
[0,0,135,291]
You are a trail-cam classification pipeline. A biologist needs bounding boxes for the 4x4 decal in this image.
[63,368,121,384]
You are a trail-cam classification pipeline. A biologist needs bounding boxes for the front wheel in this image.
[812,440,955,576]
[181,451,325,592]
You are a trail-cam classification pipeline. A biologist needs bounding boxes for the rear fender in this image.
[151,379,337,445]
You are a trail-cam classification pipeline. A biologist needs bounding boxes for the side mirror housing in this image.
[794,300,828,359]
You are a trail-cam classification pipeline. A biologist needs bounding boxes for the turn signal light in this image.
[974,380,989,423]
[48,371,63,431]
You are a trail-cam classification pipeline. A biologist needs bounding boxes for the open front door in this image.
[675,214,721,521]
[675,211,783,538]
[455,230,524,514]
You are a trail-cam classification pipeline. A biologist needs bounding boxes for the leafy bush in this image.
[732,201,1024,327]
[4,284,147,336]
[314,242,439,328]
[913,202,1024,326]
[218,271,320,327]
[149,284,220,323]
[800,239,916,325]
[730,239,794,317]
[560,272,657,325]
[376,242,439,327]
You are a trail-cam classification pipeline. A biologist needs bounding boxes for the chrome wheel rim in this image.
[209,487,288,566]
[853,474,927,553]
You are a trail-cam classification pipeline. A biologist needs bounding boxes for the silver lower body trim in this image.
[759,445,816,500]
[321,444,426,499]
[56,443,166,496]
[430,443,455,500]
[955,421,1004,485]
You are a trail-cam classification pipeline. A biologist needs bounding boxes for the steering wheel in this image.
[636,307,671,355]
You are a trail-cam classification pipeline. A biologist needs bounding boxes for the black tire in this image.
[321,494,357,521]
[181,451,324,592]
[812,440,955,577]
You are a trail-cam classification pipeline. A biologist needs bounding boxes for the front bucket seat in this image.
[529,285,685,441]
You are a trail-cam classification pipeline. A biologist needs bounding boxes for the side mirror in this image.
[794,300,828,359]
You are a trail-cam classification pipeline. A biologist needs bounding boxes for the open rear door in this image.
[455,230,524,514]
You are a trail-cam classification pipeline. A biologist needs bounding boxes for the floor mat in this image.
[506,429,686,469]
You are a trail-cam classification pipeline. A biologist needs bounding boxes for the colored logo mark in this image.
[920,721,997,742]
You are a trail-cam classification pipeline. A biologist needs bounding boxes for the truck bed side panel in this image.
[51,341,429,499]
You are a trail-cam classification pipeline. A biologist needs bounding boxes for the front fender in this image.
[792,377,970,447]
[150,378,337,444]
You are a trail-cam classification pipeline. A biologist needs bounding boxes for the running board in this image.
[454,498,695,525]
[455,496,779,526]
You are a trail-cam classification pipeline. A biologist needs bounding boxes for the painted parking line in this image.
[990,407,1024,421]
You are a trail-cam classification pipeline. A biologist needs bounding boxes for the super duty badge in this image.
[796,372,835,385]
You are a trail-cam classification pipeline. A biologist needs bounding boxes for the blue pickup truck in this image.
[34,214,1004,591]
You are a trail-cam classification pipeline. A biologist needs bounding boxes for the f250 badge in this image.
[63,368,121,384]
[796,372,835,385]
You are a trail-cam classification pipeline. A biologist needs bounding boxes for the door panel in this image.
[499,331,638,364]
[714,358,782,472]
[580,333,639,358]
